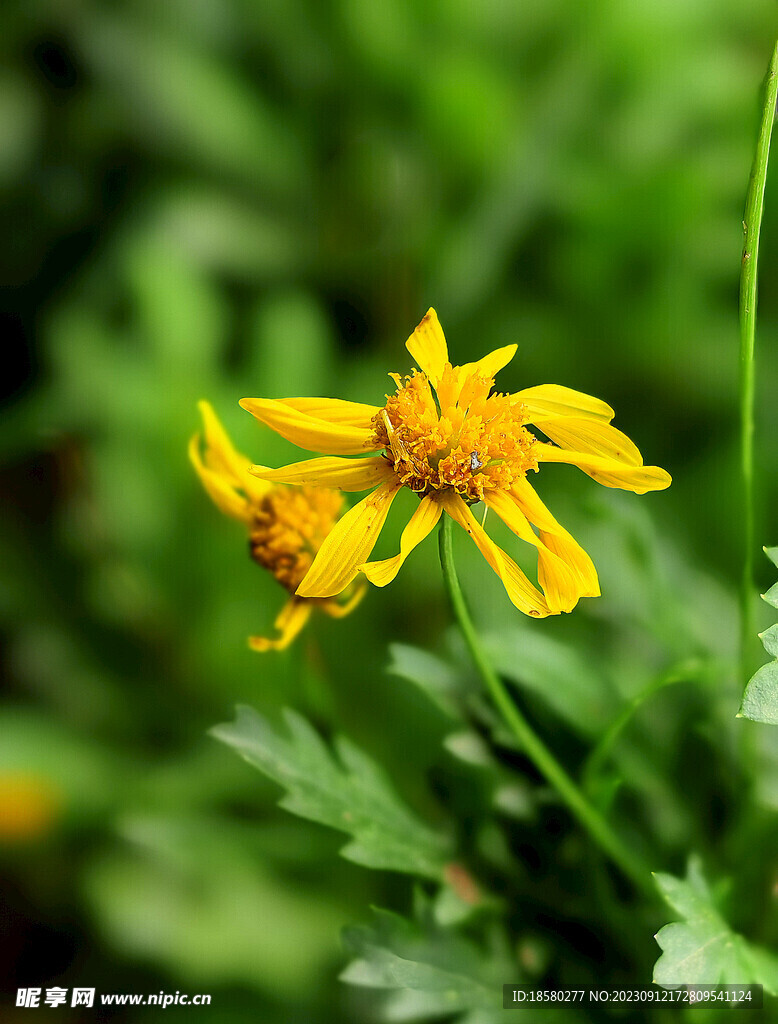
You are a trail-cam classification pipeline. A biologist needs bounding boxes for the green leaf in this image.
[739,662,778,725]
[759,624,778,659]
[341,908,518,1022]
[481,628,614,736]
[764,546,778,569]
[211,706,452,879]
[387,643,471,720]
[739,547,778,723]
[387,642,511,747]
[653,858,778,991]
[444,730,495,767]
[387,645,538,819]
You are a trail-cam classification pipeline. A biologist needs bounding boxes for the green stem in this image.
[739,41,778,684]
[437,516,652,895]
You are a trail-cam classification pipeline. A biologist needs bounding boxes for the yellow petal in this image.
[190,403,269,517]
[432,364,462,412]
[195,400,271,503]
[240,397,379,455]
[197,400,247,479]
[535,418,642,464]
[360,495,442,587]
[509,479,600,601]
[250,455,395,491]
[188,433,251,523]
[249,598,312,652]
[484,490,587,613]
[296,479,403,598]
[435,345,517,411]
[536,445,671,494]
[279,396,380,426]
[319,582,367,618]
[458,344,518,384]
[405,308,449,384]
[440,492,551,617]
[513,385,614,423]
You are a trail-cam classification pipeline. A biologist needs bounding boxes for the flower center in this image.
[370,365,538,502]
[249,485,344,593]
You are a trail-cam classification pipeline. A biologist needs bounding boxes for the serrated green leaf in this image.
[740,662,778,725]
[764,546,778,569]
[759,624,778,659]
[211,706,452,879]
[762,582,778,609]
[341,908,514,1022]
[653,858,778,991]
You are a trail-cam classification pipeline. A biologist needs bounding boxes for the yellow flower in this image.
[240,310,671,617]
[189,401,364,651]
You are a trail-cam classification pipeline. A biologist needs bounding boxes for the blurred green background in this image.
[2,0,778,1020]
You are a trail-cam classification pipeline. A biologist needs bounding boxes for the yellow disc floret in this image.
[371,365,538,503]
[249,485,344,593]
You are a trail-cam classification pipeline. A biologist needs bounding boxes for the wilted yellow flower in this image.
[189,402,364,651]
[240,310,671,617]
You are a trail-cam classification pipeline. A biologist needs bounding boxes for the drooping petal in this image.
[278,396,380,427]
[198,400,251,480]
[188,433,251,523]
[536,445,671,493]
[195,400,270,503]
[484,490,588,613]
[509,478,600,601]
[360,495,442,587]
[405,308,449,384]
[249,598,312,652]
[240,397,379,455]
[250,455,395,491]
[512,385,614,423]
[296,479,403,598]
[440,492,551,617]
[319,583,367,618]
[534,417,642,464]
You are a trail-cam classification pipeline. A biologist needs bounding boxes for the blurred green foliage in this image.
[2,0,778,1020]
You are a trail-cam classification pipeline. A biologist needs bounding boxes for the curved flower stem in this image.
[438,515,652,895]
[739,41,778,685]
